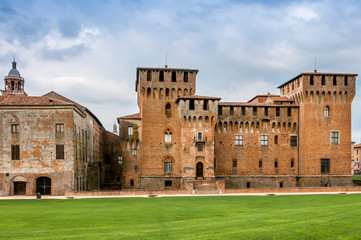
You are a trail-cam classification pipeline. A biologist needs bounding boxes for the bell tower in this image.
[1,59,27,96]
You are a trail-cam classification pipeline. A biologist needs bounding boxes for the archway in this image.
[36,177,51,195]
[196,162,203,179]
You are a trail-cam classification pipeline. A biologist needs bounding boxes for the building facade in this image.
[0,61,121,196]
[118,66,357,190]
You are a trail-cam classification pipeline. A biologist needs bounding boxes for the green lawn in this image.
[0,194,361,239]
[352,175,361,180]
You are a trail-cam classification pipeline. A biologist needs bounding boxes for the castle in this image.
[118,66,357,192]
[0,61,357,195]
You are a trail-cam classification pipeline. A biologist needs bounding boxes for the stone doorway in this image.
[36,177,51,195]
[14,182,26,195]
[196,162,204,179]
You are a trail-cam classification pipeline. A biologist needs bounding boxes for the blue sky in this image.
[0,0,360,142]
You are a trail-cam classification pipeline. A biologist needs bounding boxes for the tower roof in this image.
[8,59,21,77]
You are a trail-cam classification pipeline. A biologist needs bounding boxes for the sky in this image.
[0,0,360,142]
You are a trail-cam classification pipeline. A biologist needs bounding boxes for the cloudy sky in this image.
[0,0,360,142]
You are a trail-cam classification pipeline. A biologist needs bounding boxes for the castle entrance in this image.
[196,162,203,179]
[36,177,51,195]
[14,182,26,195]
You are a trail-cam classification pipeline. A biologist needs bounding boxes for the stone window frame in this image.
[55,123,64,133]
[330,131,340,144]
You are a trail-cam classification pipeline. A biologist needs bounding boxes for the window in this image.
[104,154,110,164]
[253,107,257,116]
[333,76,337,86]
[324,106,330,117]
[56,144,64,159]
[165,180,172,187]
[274,135,278,145]
[11,145,20,160]
[290,136,297,146]
[203,100,208,110]
[164,158,172,173]
[287,107,291,117]
[172,71,176,82]
[184,72,188,82]
[261,135,268,146]
[321,159,330,173]
[159,71,164,82]
[230,106,234,116]
[259,160,262,168]
[264,107,268,116]
[165,103,171,116]
[241,106,245,116]
[345,76,348,86]
[218,106,222,115]
[128,126,133,135]
[147,70,151,81]
[275,160,278,168]
[291,158,294,168]
[11,124,19,133]
[131,149,137,156]
[189,99,195,110]
[235,135,243,146]
[130,180,134,186]
[165,129,172,143]
[331,131,339,144]
[197,144,203,151]
[310,75,314,85]
[322,75,325,85]
[247,182,251,188]
[232,159,237,168]
[56,123,64,133]
[276,107,280,116]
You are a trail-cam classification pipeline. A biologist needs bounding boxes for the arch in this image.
[165,88,170,101]
[205,116,209,126]
[165,103,171,116]
[198,116,203,127]
[218,121,222,133]
[196,162,204,179]
[229,121,233,132]
[224,121,228,133]
[338,91,342,103]
[36,177,51,195]
[234,121,238,132]
[293,122,297,133]
[136,140,139,149]
[164,128,173,143]
[277,122,281,133]
[147,88,151,100]
[256,122,260,132]
[171,88,175,100]
[288,122,291,132]
[188,116,192,127]
[250,122,254,134]
[153,88,157,100]
[184,88,188,96]
[159,88,164,100]
[183,116,187,127]
[310,91,314,103]
[272,122,275,133]
[344,91,348,103]
[324,106,330,117]
[333,91,337,103]
[316,91,320,104]
[193,116,196,127]
[163,155,174,173]
[240,122,243,133]
[283,122,286,132]
[274,135,278,145]
[177,88,182,97]
[245,122,249,134]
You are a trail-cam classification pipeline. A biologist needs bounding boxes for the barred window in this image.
[11,124,19,133]
[290,136,297,146]
[56,123,64,133]
[56,144,64,159]
[261,135,268,146]
[321,159,330,173]
[11,145,20,160]
[235,135,243,146]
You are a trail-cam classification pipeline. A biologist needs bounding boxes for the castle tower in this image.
[1,59,27,96]
[279,70,357,186]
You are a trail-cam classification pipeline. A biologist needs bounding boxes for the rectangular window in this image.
[165,180,172,187]
[276,107,280,116]
[147,70,151,81]
[261,135,268,146]
[264,107,268,116]
[331,131,339,144]
[189,99,195,110]
[345,76,348,86]
[322,75,325,85]
[11,145,20,160]
[310,75,314,85]
[184,72,188,82]
[56,123,64,133]
[56,144,64,159]
[132,149,137,156]
[218,106,222,115]
[159,71,164,82]
[230,106,234,116]
[172,71,176,82]
[128,126,133,135]
[241,106,245,116]
[232,159,237,168]
[203,100,208,110]
[275,160,278,168]
[253,107,257,116]
[321,159,330,173]
[291,158,294,168]
[197,144,203,151]
[333,76,337,86]
[287,107,291,117]
[290,136,297,146]
[235,135,243,146]
[197,132,203,141]
[259,160,262,168]
[11,124,19,133]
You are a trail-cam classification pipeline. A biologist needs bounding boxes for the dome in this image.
[7,60,21,77]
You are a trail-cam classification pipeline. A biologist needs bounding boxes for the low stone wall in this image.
[65,189,190,197]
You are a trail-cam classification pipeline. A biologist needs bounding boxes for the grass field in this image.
[1,194,361,239]
[352,175,361,180]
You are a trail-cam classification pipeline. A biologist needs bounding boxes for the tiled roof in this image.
[355,143,361,148]
[0,95,74,106]
[118,113,141,120]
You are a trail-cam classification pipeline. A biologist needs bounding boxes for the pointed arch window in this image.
[164,128,172,143]
[324,106,330,117]
[164,157,173,173]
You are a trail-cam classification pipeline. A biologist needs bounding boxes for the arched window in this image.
[165,103,171,116]
[164,128,172,143]
[164,157,173,173]
[324,106,330,117]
